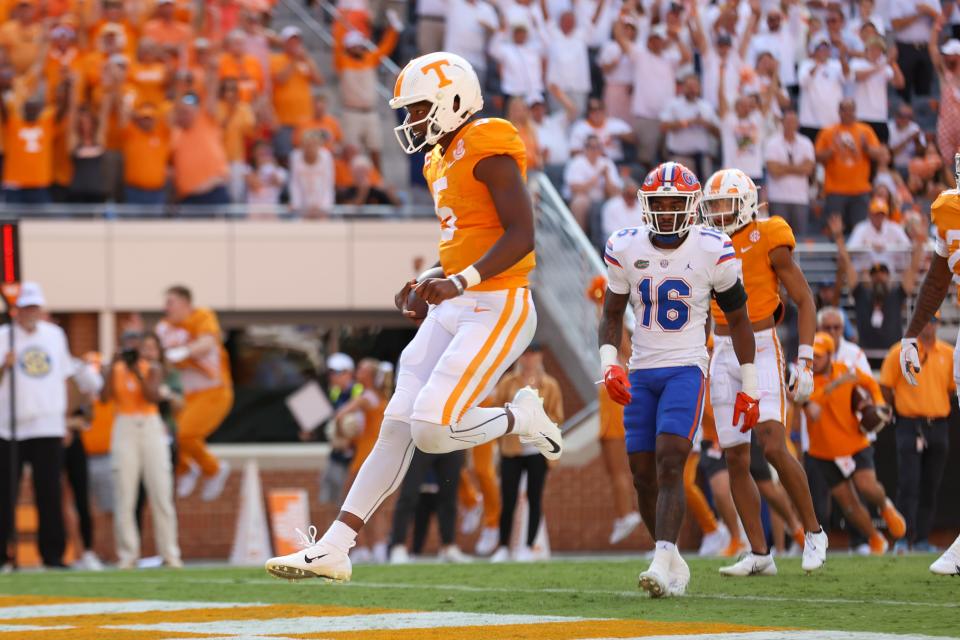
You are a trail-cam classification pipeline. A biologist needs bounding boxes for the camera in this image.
[120,348,139,367]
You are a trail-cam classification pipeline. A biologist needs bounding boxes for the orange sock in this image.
[882,500,907,539]
[684,455,718,534]
[792,527,805,549]
[722,538,746,558]
[869,532,889,555]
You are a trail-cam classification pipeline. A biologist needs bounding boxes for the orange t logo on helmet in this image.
[421,60,453,88]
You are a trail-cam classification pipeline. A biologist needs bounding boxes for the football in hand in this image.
[405,266,444,322]
[851,386,890,433]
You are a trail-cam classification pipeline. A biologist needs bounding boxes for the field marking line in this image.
[0,599,268,620]
[583,634,951,640]
[51,575,959,611]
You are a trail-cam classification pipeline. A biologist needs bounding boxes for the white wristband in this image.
[740,362,758,398]
[457,265,482,289]
[600,344,619,372]
[797,344,814,362]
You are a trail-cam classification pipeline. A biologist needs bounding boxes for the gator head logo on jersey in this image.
[638,162,701,239]
[701,168,758,234]
[389,52,484,154]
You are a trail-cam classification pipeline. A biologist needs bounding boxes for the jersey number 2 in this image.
[638,278,691,331]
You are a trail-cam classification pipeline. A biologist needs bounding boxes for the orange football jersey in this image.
[156,307,232,395]
[710,217,795,325]
[931,190,960,291]
[807,361,883,459]
[423,117,535,291]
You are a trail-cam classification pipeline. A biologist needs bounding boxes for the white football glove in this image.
[788,361,815,403]
[899,337,921,386]
[165,346,190,364]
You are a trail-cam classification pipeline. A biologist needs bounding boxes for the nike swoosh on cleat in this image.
[304,553,328,564]
[543,435,561,454]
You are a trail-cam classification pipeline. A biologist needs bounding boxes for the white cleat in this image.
[668,549,690,596]
[509,387,563,460]
[638,568,671,598]
[460,504,482,535]
[176,464,201,499]
[389,544,410,565]
[200,461,231,502]
[698,523,731,557]
[264,526,352,582]
[802,529,828,573]
[439,545,473,563]
[719,552,777,577]
[609,512,642,545]
[930,536,960,576]
[489,546,510,563]
[475,527,500,556]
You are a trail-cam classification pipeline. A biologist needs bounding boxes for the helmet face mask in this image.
[393,100,441,154]
[637,162,701,238]
[700,169,758,234]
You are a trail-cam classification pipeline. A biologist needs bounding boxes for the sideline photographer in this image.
[102,331,182,569]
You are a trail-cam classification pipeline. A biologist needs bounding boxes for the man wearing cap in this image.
[891,0,940,102]
[171,66,230,205]
[612,15,689,169]
[804,332,904,555]
[688,1,757,113]
[333,10,402,171]
[658,74,719,179]
[833,213,923,366]
[489,14,545,105]
[270,26,324,161]
[91,0,138,58]
[120,100,171,206]
[441,0,498,84]
[880,313,954,552]
[845,196,913,271]
[142,0,191,49]
[0,283,90,569]
[849,37,904,144]
[316,353,361,504]
[798,39,847,142]
[746,5,802,95]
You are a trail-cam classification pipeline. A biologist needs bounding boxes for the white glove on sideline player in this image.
[900,338,921,386]
[789,362,815,403]
[165,346,190,364]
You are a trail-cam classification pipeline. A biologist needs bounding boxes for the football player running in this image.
[599,162,760,598]
[900,153,960,576]
[265,52,561,582]
[700,169,828,576]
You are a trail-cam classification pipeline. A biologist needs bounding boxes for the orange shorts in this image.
[598,386,625,440]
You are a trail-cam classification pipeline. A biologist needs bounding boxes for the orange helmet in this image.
[638,161,701,237]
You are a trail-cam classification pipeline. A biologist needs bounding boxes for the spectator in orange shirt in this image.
[334,10,401,170]
[0,0,43,75]
[337,147,398,206]
[219,29,263,104]
[270,26,323,160]
[142,0,192,49]
[121,101,171,206]
[130,39,170,108]
[1,94,63,204]
[80,23,125,102]
[294,92,342,148]
[171,79,230,205]
[44,25,82,102]
[217,77,254,203]
[89,0,138,59]
[815,98,885,235]
[174,37,212,101]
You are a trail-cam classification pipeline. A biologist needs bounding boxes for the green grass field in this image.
[0,555,957,637]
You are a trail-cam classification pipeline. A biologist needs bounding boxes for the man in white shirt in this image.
[888,103,924,174]
[489,17,545,99]
[846,198,913,273]
[849,38,905,142]
[416,0,447,55]
[544,10,591,116]
[890,0,941,101]
[597,17,636,121]
[0,283,90,570]
[600,177,641,240]
[659,74,719,178]
[817,306,871,375]
[798,38,848,140]
[718,83,766,183]
[529,93,575,180]
[613,19,688,168]
[570,97,633,162]
[746,5,803,92]
[764,109,816,238]
[442,0,498,80]
[563,134,622,229]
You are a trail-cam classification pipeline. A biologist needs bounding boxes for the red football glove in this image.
[733,391,760,433]
[603,365,632,405]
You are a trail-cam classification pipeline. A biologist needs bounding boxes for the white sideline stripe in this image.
[0,600,264,620]
[109,612,585,635]
[583,633,950,640]
[55,575,960,610]
[0,624,73,632]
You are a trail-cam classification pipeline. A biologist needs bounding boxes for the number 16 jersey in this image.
[605,224,742,374]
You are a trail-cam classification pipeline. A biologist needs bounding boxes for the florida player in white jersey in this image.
[599,162,760,598]
[900,153,960,576]
[264,52,562,583]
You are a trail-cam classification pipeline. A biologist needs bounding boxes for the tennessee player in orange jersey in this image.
[900,153,960,575]
[266,52,561,583]
[700,168,828,576]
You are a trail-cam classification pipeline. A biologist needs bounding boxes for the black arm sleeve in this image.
[713,279,748,312]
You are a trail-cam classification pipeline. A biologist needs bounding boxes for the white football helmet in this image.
[389,52,484,154]
[700,168,759,234]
